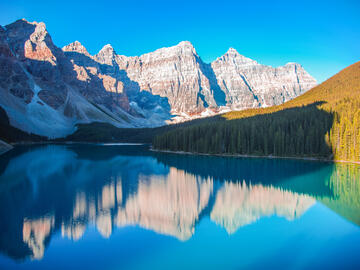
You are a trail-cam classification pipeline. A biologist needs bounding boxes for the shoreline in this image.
[0,141,148,155]
[150,148,360,165]
[10,141,148,146]
[3,142,360,165]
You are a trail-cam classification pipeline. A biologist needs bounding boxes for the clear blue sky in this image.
[0,0,359,82]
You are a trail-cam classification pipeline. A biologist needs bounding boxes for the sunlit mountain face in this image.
[0,144,359,267]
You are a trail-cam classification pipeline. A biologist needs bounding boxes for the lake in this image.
[0,144,359,269]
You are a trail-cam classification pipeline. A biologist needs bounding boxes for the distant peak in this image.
[95,44,118,64]
[218,47,257,65]
[285,62,301,67]
[6,18,46,29]
[177,41,194,47]
[97,44,117,56]
[101,44,114,51]
[226,47,239,55]
[171,40,197,55]
[13,18,32,24]
[23,19,46,28]
[63,41,90,55]
[73,40,82,46]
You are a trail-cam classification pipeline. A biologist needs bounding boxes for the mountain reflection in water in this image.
[0,144,359,262]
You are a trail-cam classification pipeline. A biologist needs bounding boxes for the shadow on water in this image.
[0,144,359,262]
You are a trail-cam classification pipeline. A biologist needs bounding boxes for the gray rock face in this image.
[0,19,317,138]
[91,41,316,117]
[211,48,317,109]
[114,41,220,114]
[75,39,316,120]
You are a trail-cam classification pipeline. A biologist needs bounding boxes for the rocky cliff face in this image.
[65,39,316,123]
[113,41,220,114]
[211,48,317,109]
[0,19,317,138]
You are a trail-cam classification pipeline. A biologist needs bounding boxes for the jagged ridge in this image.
[0,19,317,138]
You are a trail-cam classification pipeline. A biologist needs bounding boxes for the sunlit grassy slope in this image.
[153,62,360,162]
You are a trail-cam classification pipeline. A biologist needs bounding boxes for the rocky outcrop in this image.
[0,19,317,138]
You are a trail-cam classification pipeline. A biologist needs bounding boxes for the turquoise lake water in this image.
[0,144,359,269]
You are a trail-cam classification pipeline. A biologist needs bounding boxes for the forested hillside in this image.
[153,62,360,162]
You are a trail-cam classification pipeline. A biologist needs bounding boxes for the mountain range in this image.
[0,19,317,138]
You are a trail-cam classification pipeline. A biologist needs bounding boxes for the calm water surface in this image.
[0,144,359,269]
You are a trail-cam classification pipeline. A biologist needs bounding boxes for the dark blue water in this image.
[0,144,359,269]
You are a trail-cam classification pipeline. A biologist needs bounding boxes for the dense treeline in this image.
[153,61,360,162]
[153,104,333,157]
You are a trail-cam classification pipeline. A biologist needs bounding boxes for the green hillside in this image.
[153,61,360,162]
